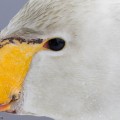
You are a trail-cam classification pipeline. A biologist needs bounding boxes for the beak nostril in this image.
[11,94,20,102]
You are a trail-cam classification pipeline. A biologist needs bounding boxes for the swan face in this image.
[1,0,120,120]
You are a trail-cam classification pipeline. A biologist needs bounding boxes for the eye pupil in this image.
[48,38,65,51]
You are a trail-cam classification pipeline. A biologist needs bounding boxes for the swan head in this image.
[1,0,120,120]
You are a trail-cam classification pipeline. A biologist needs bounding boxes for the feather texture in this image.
[1,0,120,120]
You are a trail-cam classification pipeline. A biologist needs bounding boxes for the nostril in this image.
[11,94,19,102]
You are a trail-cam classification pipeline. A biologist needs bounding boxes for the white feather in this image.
[1,0,120,120]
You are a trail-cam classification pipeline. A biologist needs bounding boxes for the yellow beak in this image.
[0,37,46,112]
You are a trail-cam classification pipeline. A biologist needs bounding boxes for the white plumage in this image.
[1,0,120,120]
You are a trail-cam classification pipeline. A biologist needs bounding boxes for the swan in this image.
[0,0,120,120]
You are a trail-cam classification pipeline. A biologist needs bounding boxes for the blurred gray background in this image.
[0,0,27,30]
[0,0,53,120]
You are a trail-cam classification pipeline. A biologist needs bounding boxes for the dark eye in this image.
[48,38,65,51]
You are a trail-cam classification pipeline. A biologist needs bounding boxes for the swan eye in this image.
[48,38,65,51]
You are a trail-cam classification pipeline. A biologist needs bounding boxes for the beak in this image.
[0,37,47,112]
